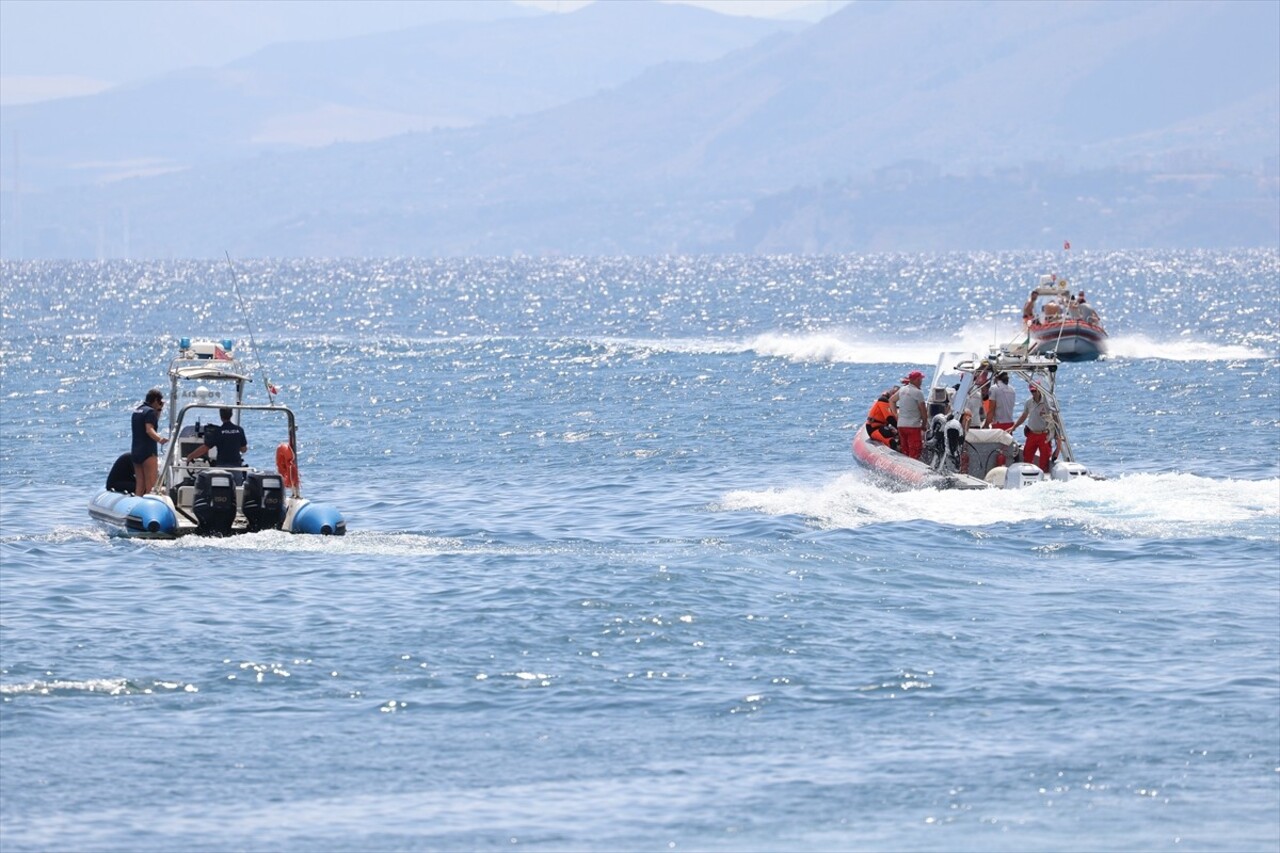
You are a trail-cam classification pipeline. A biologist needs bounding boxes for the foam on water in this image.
[744,319,1025,365]
[609,325,1274,367]
[93,530,674,563]
[719,471,1280,539]
[1106,333,1274,362]
[158,530,557,558]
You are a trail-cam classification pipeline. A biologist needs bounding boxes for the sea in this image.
[1,250,1277,852]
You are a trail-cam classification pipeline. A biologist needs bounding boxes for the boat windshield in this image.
[927,351,976,394]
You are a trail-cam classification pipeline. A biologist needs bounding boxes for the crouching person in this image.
[865,388,900,451]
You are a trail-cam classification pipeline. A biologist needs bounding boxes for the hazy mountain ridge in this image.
[733,165,1280,253]
[3,0,1276,258]
[0,0,541,86]
[0,1,800,191]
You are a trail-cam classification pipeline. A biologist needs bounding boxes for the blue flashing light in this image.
[179,337,191,350]
[222,338,234,352]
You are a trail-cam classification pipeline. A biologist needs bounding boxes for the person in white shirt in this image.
[1077,292,1100,324]
[892,370,928,459]
[960,378,985,432]
[988,372,1016,430]
[1010,383,1054,472]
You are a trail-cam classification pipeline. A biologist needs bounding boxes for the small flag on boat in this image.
[213,344,230,359]
[1063,240,1071,251]
[267,380,279,395]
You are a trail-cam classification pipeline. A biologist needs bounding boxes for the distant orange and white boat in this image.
[1020,274,1108,361]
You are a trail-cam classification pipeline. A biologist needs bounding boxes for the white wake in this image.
[719,471,1280,539]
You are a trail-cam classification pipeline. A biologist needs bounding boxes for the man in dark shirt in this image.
[186,408,247,468]
[131,388,168,495]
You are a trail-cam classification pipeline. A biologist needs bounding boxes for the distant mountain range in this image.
[0,1,541,93]
[1,1,799,188]
[2,0,1276,259]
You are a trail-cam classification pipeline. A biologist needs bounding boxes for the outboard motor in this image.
[1002,463,1045,489]
[193,469,237,535]
[943,417,964,470]
[1051,461,1089,481]
[242,472,286,532]
[925,413,948,464]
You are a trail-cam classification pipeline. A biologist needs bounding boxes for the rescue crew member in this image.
[988,372,1016,430]
[892,370,927,460]
[987,371,1016,466]
[864,388,899,448]
[1008,383,1053,472]
[959,371,988,432]
[187,407,248,469]
[982,384,997,429]
[1022,290,1038,324]
[1077,291,1100,324]
[131,388,168,496]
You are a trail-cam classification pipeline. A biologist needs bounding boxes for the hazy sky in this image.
[520,0,821,13]
[0,0,834,105]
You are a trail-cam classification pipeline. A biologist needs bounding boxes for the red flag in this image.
[213,344,229,360]
[1063,240,1071,251]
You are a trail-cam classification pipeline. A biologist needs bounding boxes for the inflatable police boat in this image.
[89,338,345,538]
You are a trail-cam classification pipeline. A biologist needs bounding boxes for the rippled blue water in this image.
[2,251,1278,851]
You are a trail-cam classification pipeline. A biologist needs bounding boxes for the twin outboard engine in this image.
[193,469,236,535]
[943,417,964,468]
[242,472,286,532]
[926,413,965,472]
[985,460,1089,488]
[925,414,948,463]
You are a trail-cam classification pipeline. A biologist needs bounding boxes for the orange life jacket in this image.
[865,395,895,444]
[866,396,892,429]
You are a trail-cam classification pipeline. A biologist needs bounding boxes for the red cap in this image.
[906,370,924,381]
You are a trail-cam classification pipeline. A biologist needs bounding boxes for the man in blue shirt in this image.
[131,388,168,495]
[186,408,248,469]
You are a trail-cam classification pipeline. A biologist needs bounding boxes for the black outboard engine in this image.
[944,416,965,470]
[193,469,237,535]
[242,472,286,532]
[106,452,136,494]
[925,413,948,464]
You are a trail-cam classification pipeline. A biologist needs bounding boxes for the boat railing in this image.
[156,402,300,498]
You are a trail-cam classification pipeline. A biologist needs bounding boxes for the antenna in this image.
[224,252,276,404]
